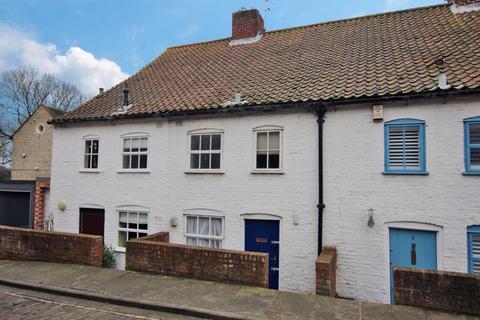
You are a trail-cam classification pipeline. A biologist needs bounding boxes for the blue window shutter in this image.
[464,116,480,174]
[468,226,480,275]
[384,119,426,174]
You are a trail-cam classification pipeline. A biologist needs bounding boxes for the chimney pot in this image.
[99,88,104,94]
[232,8,265,40]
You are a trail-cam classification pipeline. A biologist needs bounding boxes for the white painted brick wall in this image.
[49,111,319,292]
[323,96,480,303]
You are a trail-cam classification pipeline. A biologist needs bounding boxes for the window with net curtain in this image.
[118,211,148,248]
[185,215,223,248]
[256,131,281,169]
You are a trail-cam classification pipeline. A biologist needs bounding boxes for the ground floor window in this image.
[118,211,148,248]
[468,225,480,275]
[185,215,223,248]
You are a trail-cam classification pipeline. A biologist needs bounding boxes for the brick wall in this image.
[0,226,102,267]
[316,246,337,297]
[137,232,169,243]
[34,178,50,230]
[126,232,269,287]
[394,268,480,315]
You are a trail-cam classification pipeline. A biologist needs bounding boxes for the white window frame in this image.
[119,133,150,172]
[83,138,100,169]
[116,210,149,251]
[184,214,225,248]
[186,129,224,173]
[252,126,284,173]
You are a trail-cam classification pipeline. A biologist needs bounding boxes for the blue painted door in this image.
[389,228,437,303]
[245,219,280,289]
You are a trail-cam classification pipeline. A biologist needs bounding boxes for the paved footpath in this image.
[0,260,476,320]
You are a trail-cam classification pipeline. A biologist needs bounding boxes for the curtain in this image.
[211,218,222,237]
[257,132,268,150]
[186,216,197,234]
[139,213,148,230]
[198,217,209,235]
[119,212,128,228]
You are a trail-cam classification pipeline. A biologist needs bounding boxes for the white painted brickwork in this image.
[49,111,319,293]
[323,97,480,303]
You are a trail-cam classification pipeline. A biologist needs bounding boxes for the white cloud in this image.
[384,0,411,11]
[0,24,128,95]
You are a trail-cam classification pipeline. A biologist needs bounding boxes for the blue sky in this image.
[0,0,442,95]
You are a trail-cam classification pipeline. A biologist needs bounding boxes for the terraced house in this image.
[48,0,480,303]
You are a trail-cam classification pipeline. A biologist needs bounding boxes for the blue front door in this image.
[245,219,279,289]
[389,228,437,303]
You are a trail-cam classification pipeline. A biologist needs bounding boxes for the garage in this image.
[0,181,34,228]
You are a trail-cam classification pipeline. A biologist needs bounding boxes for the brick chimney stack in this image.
[232,8,265,40]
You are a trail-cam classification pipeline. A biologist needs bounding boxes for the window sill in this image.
[383,171,429,176]
[78,169,102,173]
[117,169,151,174]
[463,172,480,176]
[184,169,225,174]
[251,169,285,174]
[114,247,126,253]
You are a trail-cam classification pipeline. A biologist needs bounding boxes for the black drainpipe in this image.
[317,106,326,256]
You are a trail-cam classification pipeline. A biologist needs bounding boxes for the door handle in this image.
[411,243,417,265]
[271,240,280,245]
[271,267,279,272]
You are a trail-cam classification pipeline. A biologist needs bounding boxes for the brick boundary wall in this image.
[0,226,102,267]
[316,246,337,297]
[394,268,480,315]
[126,232,269,288]
[33,179,50,230]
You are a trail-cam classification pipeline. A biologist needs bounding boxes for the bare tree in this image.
[0,66,87,165]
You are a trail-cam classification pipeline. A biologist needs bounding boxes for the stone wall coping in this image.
[0,225,102,241]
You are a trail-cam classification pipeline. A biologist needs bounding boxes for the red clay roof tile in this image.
[56,4,480,123]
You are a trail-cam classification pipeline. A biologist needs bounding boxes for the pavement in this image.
[0,260,476,320]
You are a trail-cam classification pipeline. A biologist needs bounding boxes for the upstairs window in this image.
[185,215,224,248]
[122,136,148,169]
[464,117,480,174]
[468,226,480,275]
[255,128,282,170]
[384,119,426,174]
[189,133,222,170]
[84,139,99,169]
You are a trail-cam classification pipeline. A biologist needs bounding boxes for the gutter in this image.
[49,87,480,125]
[317,106,326,256]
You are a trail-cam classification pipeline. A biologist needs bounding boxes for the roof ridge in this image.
[166,3,448,50]
[265,3,448,34]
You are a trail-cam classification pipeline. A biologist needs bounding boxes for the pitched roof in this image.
[55,4,480,123]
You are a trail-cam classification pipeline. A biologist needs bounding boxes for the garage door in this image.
[0,191,31,228]
[0,181,35,228]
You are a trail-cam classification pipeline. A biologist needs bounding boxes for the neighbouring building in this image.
[11,105,65,180]
[48,1,480,302]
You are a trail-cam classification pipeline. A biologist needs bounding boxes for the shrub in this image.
[102,245,117,268]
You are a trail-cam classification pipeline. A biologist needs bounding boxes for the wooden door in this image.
[79,208,105,237]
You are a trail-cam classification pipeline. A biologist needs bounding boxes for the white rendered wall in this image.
[323,96,480,303]
[49,110,319,292]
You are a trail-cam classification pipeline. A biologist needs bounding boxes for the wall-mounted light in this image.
[169,217,178,227]
[367,208,374,228]
[57,202,66,211]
